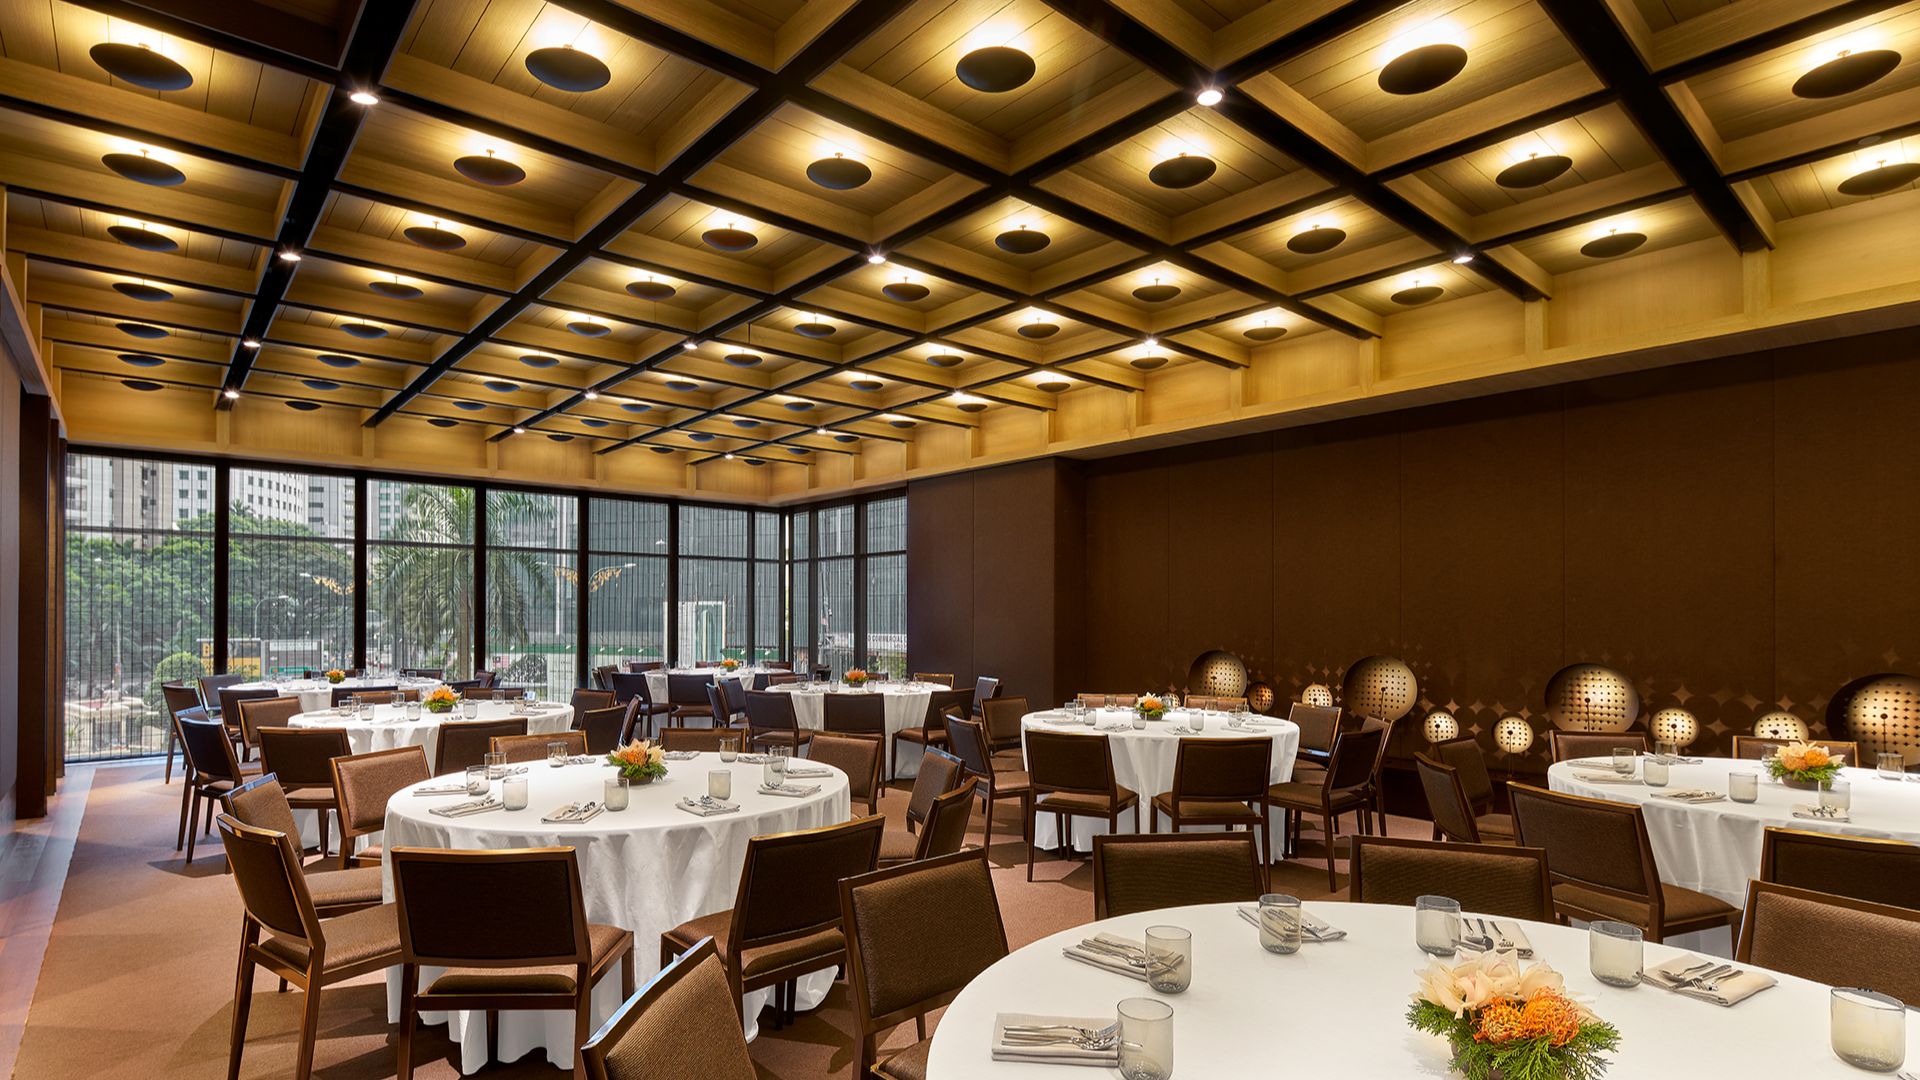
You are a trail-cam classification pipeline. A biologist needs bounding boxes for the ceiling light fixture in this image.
[1579,227,1647,258]
[118,353,165,368]
[1390,278,1445,305]
[1142,336,1158,348]
[1036,377,1071,393]
[794,314,836,338]
[223,388,240,399]
[240,337,260,348]
[725,351,763,367]
[926,352,963,368]
[349,90,380,106]
[785,400,815,411]
[1196,86,1223,107]
[513,426,527,435]
[113,279,172,302]
[90,42,193,91]
[1378,29,1469,95]
[1018,312,1059,339]
[956,44,1035,93]
[817,427,830,436]
[453,148,526,187]
[1451,252,1475,265]
[286,401,321,412]
[568,316,610,337]
[1132,275,1181,303]
[106,223,176,252]
[1287,223,1347,254]
[301,379,340,391]
[122,379,165,392]
[278,250,302,263]
[626,276,677,300]
[667,379,699,392]
[583,390,600,400]
[341,321,387,339]
[1149,152,1217,189]
[525,44,612,92]
[681,340,699,351]
[882,276,930,302]
[120,322,168,339]
[485,380,520,393]
[954,396,988,413]
[995,224,1050,254]
[318,354,359,368]
[102,148,184,186]
[404,219,467,251]
[850,378,884,391]
[1131,350,1167,371]
[702,220,758,251]
[429,417,458,427]
[1838,158,1920,197]
[519,353,558,368]
[806,152,872,190]
[1243,318,1287,342]
[724,452,736,460]
[369,276,423,299]
[1793,48,1902,99]
[1495,151,1572,189]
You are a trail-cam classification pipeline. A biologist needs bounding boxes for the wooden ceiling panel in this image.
[1507,194,1718,273]
[1682,5,1920,144]
[1746,134,1920,219]
[1410,103,1660,215]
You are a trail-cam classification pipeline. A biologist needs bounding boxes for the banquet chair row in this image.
[1759,826,1920,909]
[1415,743,1516,845]
[1738,880,1920,1006]
[1731,735,1860,762]
[493,730,590,762]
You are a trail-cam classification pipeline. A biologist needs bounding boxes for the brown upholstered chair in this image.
[161,680,205,784]
[234,695,305,751]
[1150,736,1273,885]
[491,730,589,763]
[176,715,261,862]
[1286,701,1344,777]
[216,814,402,1080]
[221,775,382,916]
[329,745,430,870]
[607,671,671,738]
[657,727,736,752]
[667,673,714,725]
[1184,696,1249,712]
[219,687,281,756]
[1732,735,1861,764]
[840,849,1008,1080]
[824,692,886,736]
[392,847,635,1080]
[1092,832,1263,919]
[945,717,1031,863]
[705,682,740,730]
[970,676,1002,719]
[1265,721,1387,889]
[1760,827,1920,909]
[433,717,528,775]
[1509,781,1740,942]
[1415,752,1512,845]
[1350,836,1553,920]
[743,690,812,753]
[659,815,885,1028]
[198,672,246,715]
[580,938,756,1080]
[912,672,955,687]
[981,695,1029,759]
[808,732,883,816]
[1078,693,1136,707]
[578,698,643,754]
[1428,738,1512,834]
[904,747,966,833]
[333,684,395,706]
[1737,880,1920,1006]
[570,687,617,714]
[400,667,444,680]
[891,687,972,778]
[591,664,618,690]
[257,726,350,858]
[1025,729,1138,882]
[880,778,978,867]
[765,671,801,686]
[1549,731,1649,763]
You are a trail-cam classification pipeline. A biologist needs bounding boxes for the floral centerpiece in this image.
[608,739,668,784]
[323,668,347,685]
[845,668,870,687]
[1408,952,1619,1080]
[1765,740,1844,790]
[720,658,742,671]
[1135,693,1167,721]
[423,686,458,714]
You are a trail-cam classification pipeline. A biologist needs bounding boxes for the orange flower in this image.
[1474,1002,1525,1043]
[1519,988,1585,1047]
[425,687,458,706]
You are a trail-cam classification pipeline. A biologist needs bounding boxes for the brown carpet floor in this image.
[12,762,1412,1080]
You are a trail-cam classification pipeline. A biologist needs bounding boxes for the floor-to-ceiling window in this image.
[789,493,907,679]
[676,505,750,666]
[586,497,668,673]
[864,495,908,677]
[227,467,355,679]
[367,480,476,678]
[486,489,576,701]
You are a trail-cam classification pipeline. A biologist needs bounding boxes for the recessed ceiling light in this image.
[1378,42,1469,95]
[240,337,260,348]
[725,352,763,367]
[702,224,758,251]
[1243,322,1288,342]
[118,353,165,367]
[1451,252,1475,265]
[113,281,172,302]
[1495,152,1573,189]
[525,44,612,92]
[1130,353,1167,370]
[1142,336,1158,348]
[340,322,386,339]
[626,277,677,300]
[90,42,193,91]
[519,353,558,368]
[318,354,360,368]
[806,153,872,190]
[723,452,735,459]
[1579,229,1647,258]
[349,90,380,106]
[956,45,1035,93]
[369,278,423,299]
[403,222,467,251]
[816,427,830,435]
[118,322,168,339]
[850,378,884,391]
[583,390,600,400]
[1132,277,1181,303]
[794,315,836,338]
[513,426,527,434]
[485,380,520,393]
[1018,315,1058,339]
[122,379,165,392]
[881,278,930,302]
[926,352,964,368]
[429,417,458,427]
[867,252,887,265]
[106,224,176,252]
[278,250,302,263]
[1837,159,1920,197]
[1149,153,1217,189]
[1287,225,1347,255]
[681,341,699,351]
[222,388,240,399]
[569,318,610,337]
[1792,49,1902,99]
[1390,281,1445,305]
[286,400,321,411]
[995,225,1050,254]
[453,150,526,187]
[1196,87,1223,107]
[101,150,184,186]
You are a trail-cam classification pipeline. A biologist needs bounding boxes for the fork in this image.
[1001,1030,1120,1051]
[1695,967,1742,992]
[1002,1021,1120,1042]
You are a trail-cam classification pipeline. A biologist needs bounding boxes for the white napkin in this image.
[738,753,773,763]
[1235,904,1347,942]
[677,797,740,817]
[542,802,604,824]
[662,750,701,761]
[1651,789,1726,804]
[1792,804,1851,822]
[783,765,832,779]
[1647,956,1777,1006]
[1569,770,1642,785]
[758,782,819,798]
[429,797,502,817]
[412,783,472,797]
[1060,933,1148,982]
[990,1014,1119,1067]
[1454,915,1533,958]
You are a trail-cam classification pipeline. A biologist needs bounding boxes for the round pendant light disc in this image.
[453,154,526,186]
[806,156,872,190]
[1579,231,1648,258]
[732,419,760,429]
[1017,322,1059,339]
[102,152,185,186]
[118,353,165,367]
[580,418,609,428]
[850,379,883,391]
[702,227,758,252]
[688,433,715,443]
[318,354,360,368]
[926,353,964,368]
[341,323,386,339]
[1792,50,1902,99]
[666,380,699,392]
[369,280,424,299]
[525,46,612,92]
[626,280,677,300]
[485,380,519,393]
[784,401,815,411]
[121,379,165,391]
[429,417,458,428]
[621,403,652,413]
[1391,285,1445,306]
[113,281,172,302]
[724,352,764,367]
[1036,380,1070,393]
[957,401,987,413]
[833,433,859,443]
[519,354,558,368]
[649,446,675,454]
[1130,356,1168,370]
[453,401,487,411]
[90,43,193,91]
[788,447,811,455]
[403,225,467,251]
[547,434,573,442]
[995,228,1051,254]
[107,224,177,252]
[1131,283,1181,303]
[1286,226,1347,255]
[1243,326,1288,342]
[286,400,321,411]
[568,320,610,337]
[956,46,1036,93]
[1377,43,1469,95]
[301,379,339,391]
[1495,154,1573,189]
[1837,162,1920,197]
[794,321,836,338]
[888,419,917,429]
[881,281,931,302]
[1148,155,1217,189]
[117,322,167,339]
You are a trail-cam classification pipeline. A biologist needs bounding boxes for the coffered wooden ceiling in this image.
[4,0,1920,494]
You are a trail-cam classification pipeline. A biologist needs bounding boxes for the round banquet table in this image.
[230,675,440,714]
[927,900,1918,1079]
[1548,758,1920,908]
[641,666,772,707]
[285,700,575,759]
[1019,709,1299,851]
[381,753,852,1072]
[768,682,936,778]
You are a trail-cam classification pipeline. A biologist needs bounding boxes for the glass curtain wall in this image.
[486,490,577,700]
[227,467,355,679]
[789,494,906,679]
[587,498,668,672]
[367,480,475,678]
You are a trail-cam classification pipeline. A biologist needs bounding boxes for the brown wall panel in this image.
[1082,457,1171,691]
[906,471,974,683]
[0,358,19,824]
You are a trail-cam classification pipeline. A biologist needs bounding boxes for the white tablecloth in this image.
[230,676,440,714]
[382,753,852,1071]
[286,700,575,760]
[771,683,936,778]
[928,900,1918,1078]
[1019,709,1298,851]
[1549,758,1920,906]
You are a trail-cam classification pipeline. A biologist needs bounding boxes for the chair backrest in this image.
[1169,736,1271,802]
[1184,696,1248,712]
[1092,833,1263,919]
[471,671,497,688]
[161,680,204,720]
[221,773,302,839]
[1508,781,1659,908]
[257,727,349,789]
[581,938,757,1080]
[219,687,280,731]
[667,673,712,706]
[198,672,246,708]
[1026,729,1118,798]
[628,661,665,673]
[591,664,618,691]
[1350,836,1554,920]
[1732,735,1860,764]
[1078,692,1137,707]
[839,849,1007,1060]
[445,678,485,695]
[913,672,955,687]
[215,814,323,949]
[981,696,1028,746]
[744,690,799,733]
[1287,703,1343,752]
[971,676,1000,715]
[334,684,395,706]
[944,717,994,780]
[578,701,639,754]
[658,727,732,751]
[1324,722,1387,792]
[491,730,588,762]
[1738,880,1920,1006]
[572,688,617,714]
[915,778,978,861]
[235,696,305,747]
[928,686,974,722]
[823,693,886,736]
[1550,731,1649,762]
[1414,753,1483,843]
[808,733,882,802]
[176,715,246,784]
[1430,737,1495,805]
[905,747,967,827]
[730,815,885,956]
[391,846,591,968]
[331,745,431,839]
[704,682,731,724]
[765,672,801,687]
[608,671,653,705]
[720,677,749,718]
[401,667,444,680]
[433,717,528,775]
[1761,827,1920,908]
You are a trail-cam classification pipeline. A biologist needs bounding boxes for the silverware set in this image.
[1076,938,1183,976]
[1001,1021,1120,1051]
[1661,960,1743,992]
[550,801,599,822]
[1459,917,1515,952]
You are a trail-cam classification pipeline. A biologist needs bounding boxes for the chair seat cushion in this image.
[988,770,1032,794]
[1151,792,1262,822]
[1475,812,1516,838]
[661,910,845,981]
[425,922,632,997]
[1263,781,1367,810]
[895,727,946,745]
[306,865,383,910]
[284,785,337,810]
[259,902,400,973]
[875,1038,931,1080]
[1553,881,1739,931]
[878,828,919,864]
[1035,787,1138,815]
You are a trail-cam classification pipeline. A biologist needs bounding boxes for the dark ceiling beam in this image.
[1723,118,1920,183]
[1537,0,1772,252]
[0,93,304,181]
[218,1,420,404]
[1367,90,1619,181]
[60,0,347,83]
[543,0,772,84]
[1651,0,1910,83]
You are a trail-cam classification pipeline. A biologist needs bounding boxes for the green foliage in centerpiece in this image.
[1407,952,1620,1080]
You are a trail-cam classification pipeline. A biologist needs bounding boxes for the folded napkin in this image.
[1651,789,1726,804]
[758,782,819,798]
[738,753,772,763]
[1569,770,1642,785]
[783,765,832,779]
[485,765,530,778]
[1454,915,1534,958]
[542,802,605,824]
[412,783,473,797]
[1647,957,1777,1006]
[559,755,597,765]
[1096,723,1134,732]
[1648,754,1704,765]
[1060,933,1149,982]
[1235,904,1347,942]
[677,797,740,817]
[1165,725,1200,735]
[429,797,502,818]
[662,750,702,761]
[1792,804,1851,822]
[990,1014,1119,1067]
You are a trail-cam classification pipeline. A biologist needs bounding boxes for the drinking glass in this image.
[1258,894,1302,955]
[1132,710,1147,731]
[460,699,479,719]
[1730,769,1760,802]
[484,751,507,780]
[390,692,405,708]
[1878,752,1905,780]
[502,776,528,811]
[1190,710,1205,732]
[355,700,373,722]
[1821,779,1852,814]
[492,690,505,703]
[1143,926,1191,994]
[1116,998,1173,1080]
[547,741,569,768]
[465,765,488,796]
[1588,921,1643,987]
[1415,895,1461,956]
[604,776,630,811]
[709,769,733,802]
[764,755,788,788]
[404,701,421,721]
[1642,757,1670,787]
[1831,988,1906,1071]
[1612,748,1637,776]
[718,735,739,763]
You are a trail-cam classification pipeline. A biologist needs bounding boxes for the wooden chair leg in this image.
[165,725,180,784]
[1025,806,1037,881]
[293,970,323,1080]
[573,992,593,1080]
[177,778,195,851]
[185,790,203,863]
[1258,817,1272,892]
[982,792,995,859]
[227,925,258,1080]
[1323,811,1338,891]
